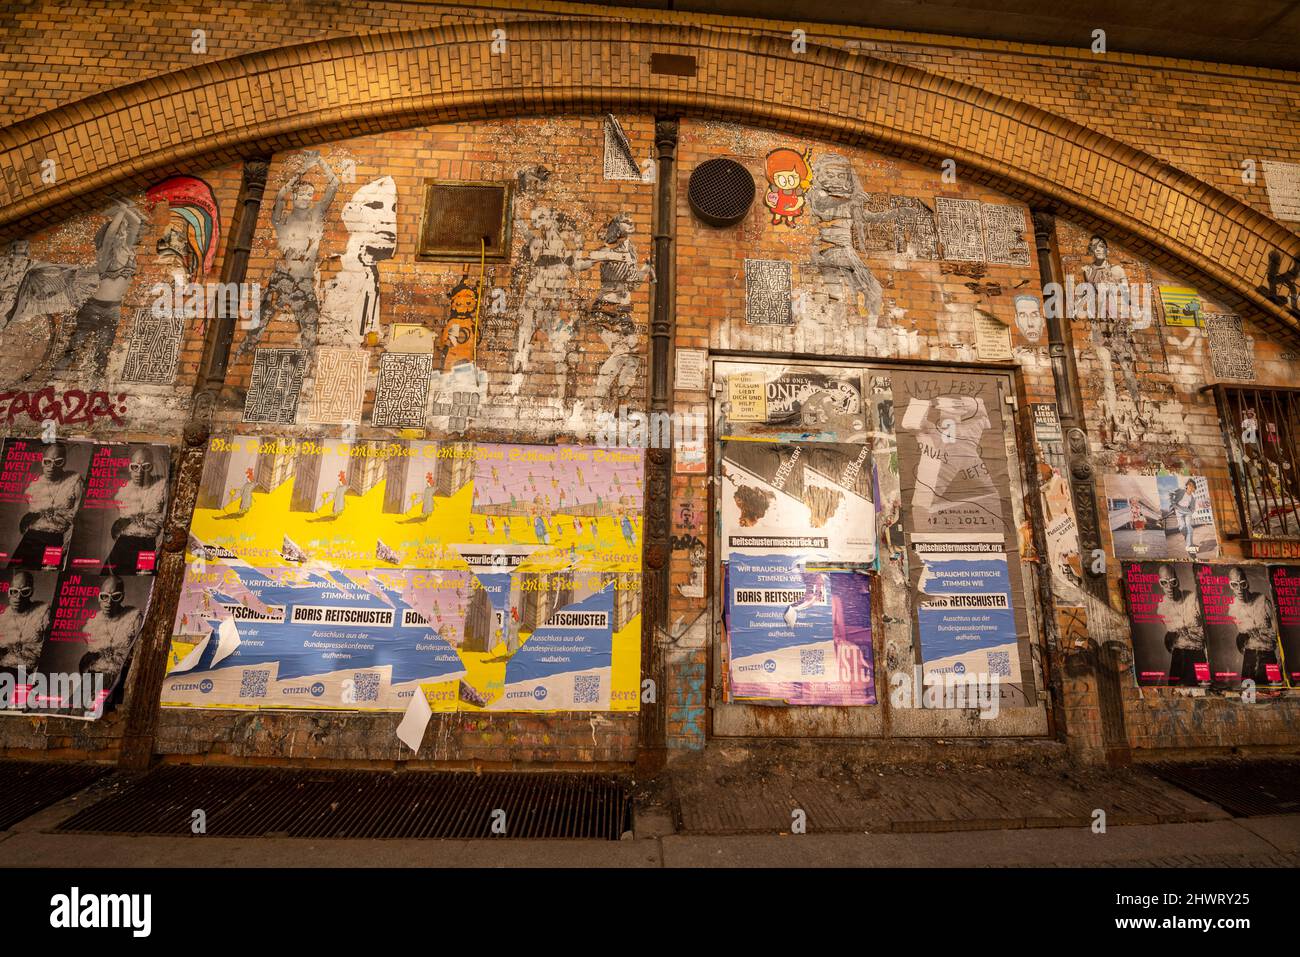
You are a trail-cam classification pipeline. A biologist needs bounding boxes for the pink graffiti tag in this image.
[0,388,128,427]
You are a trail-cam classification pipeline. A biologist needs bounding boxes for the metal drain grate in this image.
[55,765,632,840]
[0,760,110,830]
[1144,759,1300,817]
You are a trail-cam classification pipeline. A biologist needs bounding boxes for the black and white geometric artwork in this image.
[981,203,1031,266]
[603,115,642,181]
[891,196,939,259]
[371,352,433,427]
[935,197,986,262]
[1205,313,1256,381]
[121,307,184,383]
[744,259,793,325]
[243,348,306,424]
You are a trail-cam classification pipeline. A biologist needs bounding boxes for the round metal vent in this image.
[688,158,755,227]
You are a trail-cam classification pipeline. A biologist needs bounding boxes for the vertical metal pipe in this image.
[638,117,678,765]
[118,156,271,772]
[1032,211,1109,606]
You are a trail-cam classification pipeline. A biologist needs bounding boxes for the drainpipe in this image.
[118,156,271,772]
[638,117,678,765]
[1031,210,1131,766]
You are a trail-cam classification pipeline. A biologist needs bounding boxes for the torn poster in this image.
[912,533,1020,693]
[720,439,875,563]
[724,553,874,705]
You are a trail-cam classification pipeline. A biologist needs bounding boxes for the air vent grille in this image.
[688,158,755,227]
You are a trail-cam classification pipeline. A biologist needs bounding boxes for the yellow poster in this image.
[160,436,644,713]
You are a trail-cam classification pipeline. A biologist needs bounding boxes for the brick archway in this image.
[0,19,1296,335]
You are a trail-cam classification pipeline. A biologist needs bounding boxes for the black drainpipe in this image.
[119,156,271,772]
[638,117,678,768]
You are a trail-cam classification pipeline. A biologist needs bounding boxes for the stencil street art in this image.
[236,152,340,362]
[320,176,397,341]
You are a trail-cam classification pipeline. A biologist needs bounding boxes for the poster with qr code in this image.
[911,533,1021,700]
[723,553,874,705]
[162,435,644,712]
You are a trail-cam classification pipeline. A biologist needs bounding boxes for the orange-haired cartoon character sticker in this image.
[764,147,813,227]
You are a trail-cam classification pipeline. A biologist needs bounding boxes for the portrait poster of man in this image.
[0,568,57,703]
[1122,561,1210,687]
[0,437,92,571]
[1194,564,1284,689]
[66,443,171,576]
[27,571,152,718]
[1267,565,1300,688]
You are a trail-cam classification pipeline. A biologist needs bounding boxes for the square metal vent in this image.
[417,180,513,262]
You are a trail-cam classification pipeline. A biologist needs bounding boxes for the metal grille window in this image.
[416,180,512,262]
[1214,385,1300,556]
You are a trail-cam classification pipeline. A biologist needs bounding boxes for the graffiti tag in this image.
[1258,251,1300,319]
[0,388,128,427]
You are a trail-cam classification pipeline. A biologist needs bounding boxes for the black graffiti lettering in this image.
[1258,250,1300,319]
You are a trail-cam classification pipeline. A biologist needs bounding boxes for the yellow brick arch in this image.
[0,19,1297,335]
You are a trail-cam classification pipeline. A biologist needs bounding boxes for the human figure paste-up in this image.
[1156,564,1207,686]
[49,201,146,376]
[10,442,84,570]
[236,153,340,362]
[1077,236,1144,442]
[808,154,893,321]
[1226,568,1278,686]
[321,176,397,341]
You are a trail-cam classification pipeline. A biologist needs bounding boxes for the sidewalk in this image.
[1,760,1297,867]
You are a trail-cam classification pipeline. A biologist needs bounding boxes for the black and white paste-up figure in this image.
[808,154,894,322]
[0,570,50,670]
[0,243,97,380]
[236,152,340,362]
[510,207,587,394]
[51,200,146,376]
[321,176,397,340]
[585,213,652,403]
[1077,235,1144,441]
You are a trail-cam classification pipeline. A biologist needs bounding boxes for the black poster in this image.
[1268,565,1300,688]
[1122,561,1209,687]
[1195,563,1284,689]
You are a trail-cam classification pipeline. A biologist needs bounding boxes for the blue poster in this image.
[725,553,874,705]
[493,586,615,710]
[912,534,1019,684]
[162,565,465,709]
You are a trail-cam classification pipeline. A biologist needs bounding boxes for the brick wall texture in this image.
[0,0,1298,766]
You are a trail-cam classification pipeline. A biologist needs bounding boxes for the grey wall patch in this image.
[372,352,434,427]
[1262,160,1300,223]
[981,203,1031,266]
[603,116,641,181]
[121,307,184,383]
[936,197,986,262]
[243,348,306,423]
[744,259,792,325]
[1205,313,1256,380]
[891,196,939,260]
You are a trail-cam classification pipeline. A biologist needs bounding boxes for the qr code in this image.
[239,670,269,699]
[573,674,601,705]
[988,652,1011,677]
[800,649,825,677]
[352,672,380,702]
